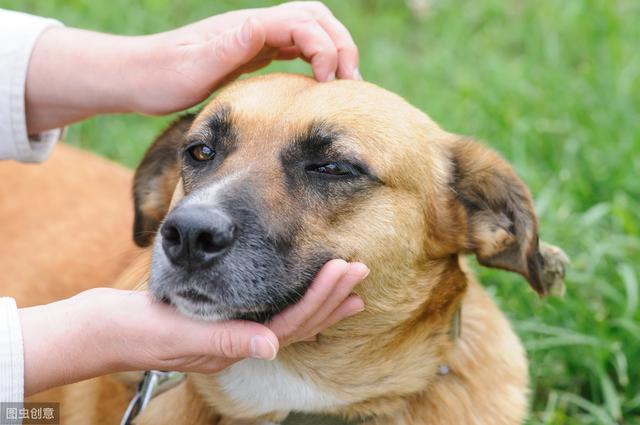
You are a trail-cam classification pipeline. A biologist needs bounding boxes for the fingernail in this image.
[330,258,349,276]
[326,72,336,82]
[250,336,277,360]
[240,20,252,45]
[347,262,369,279]
[353,68,363,81]
[362,267,370,279]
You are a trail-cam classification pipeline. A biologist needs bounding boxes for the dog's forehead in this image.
[189,74,450,186]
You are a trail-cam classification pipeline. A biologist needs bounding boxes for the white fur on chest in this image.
[217,358,346,416]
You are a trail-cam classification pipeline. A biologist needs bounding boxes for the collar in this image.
[120,371,186,425]
[449,303,462,341]
[121,305,462,425]
[282,412,364,425]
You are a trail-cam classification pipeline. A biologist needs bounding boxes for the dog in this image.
[0,144,138,308]
[128,73,566,425]
[4,73,567,425]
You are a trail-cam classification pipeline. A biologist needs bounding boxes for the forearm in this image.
[25,27,141,134]
[16,260,365,396]
[19,294,118,396]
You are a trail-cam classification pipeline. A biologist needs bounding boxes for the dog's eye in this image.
[187,144,216,162]
[306,162,357,177]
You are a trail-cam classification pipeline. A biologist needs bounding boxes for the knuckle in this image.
[291,9,315,23]
[339,44,358,55]
[312,44,338,59]
[282,1,331,18]
[297,1,330,12]
[310,1,332,15]
[213,328,239,358]
[278,306,305,337]
[278,314,304,339]
[302,13,316,24]
[214,32,237,63]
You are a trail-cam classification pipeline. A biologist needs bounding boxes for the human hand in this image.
[26,2,360,133]
[19,259,367,396]
[127,1,361,115]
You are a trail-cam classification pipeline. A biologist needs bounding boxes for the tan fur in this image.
[1,74,568,425]
[0,144,141,306]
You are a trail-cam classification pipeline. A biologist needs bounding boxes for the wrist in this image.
[25,27,139,133]
[121,32,207,116]
[118,34,164,115]
[19,290,119,396]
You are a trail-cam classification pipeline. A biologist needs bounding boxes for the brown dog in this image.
[3,73,566,425]
[129,73,565,425]
[0,144,138,307]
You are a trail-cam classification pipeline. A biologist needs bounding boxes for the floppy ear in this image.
[449,139,560,296]
[132,114,195,247]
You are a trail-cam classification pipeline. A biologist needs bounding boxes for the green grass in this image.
[6,0,639,423]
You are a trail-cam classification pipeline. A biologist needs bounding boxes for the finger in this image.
[205,17,266,80]
[268,259,348,341]
[295,2,360,79]
[259,11,338,82]
[298,262,368,334]
[304,294,365,339]
[163,317,279,361]
[290,20,338,81]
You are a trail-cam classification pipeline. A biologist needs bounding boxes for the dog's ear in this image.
[132,114,195,247]
[449,139,557,296]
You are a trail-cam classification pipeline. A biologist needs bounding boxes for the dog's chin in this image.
[161,292,277,323]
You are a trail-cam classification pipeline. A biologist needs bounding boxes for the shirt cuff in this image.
[0,9,65,163]
[0,297,24,404]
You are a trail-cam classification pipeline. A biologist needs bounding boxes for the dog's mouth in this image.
[158,286,286,323]
[176,288,213,303]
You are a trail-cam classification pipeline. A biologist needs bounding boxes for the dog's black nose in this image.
[160,206,235,269]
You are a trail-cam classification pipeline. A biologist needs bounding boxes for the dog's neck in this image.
[122,250,470,424]
[181,255,469,422]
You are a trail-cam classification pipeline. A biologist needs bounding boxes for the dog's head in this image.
[133,74,557,322]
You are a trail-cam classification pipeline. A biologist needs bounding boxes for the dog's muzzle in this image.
[148,186,315,323]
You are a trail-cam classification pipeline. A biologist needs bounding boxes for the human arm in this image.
[17,259,367,397]
[0,9,63,163]
[25,2,361,135]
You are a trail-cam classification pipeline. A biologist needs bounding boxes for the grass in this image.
[6,0,639,423]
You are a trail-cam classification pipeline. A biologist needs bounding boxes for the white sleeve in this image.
[0,9,64,163]
[0,297,24,403]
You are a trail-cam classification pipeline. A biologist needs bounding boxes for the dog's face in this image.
[133,74,550,322]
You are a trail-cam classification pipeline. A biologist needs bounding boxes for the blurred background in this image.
[5,0,639,424]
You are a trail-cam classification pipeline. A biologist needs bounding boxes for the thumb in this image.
[209,18,266,78]
[184,320,279,361]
